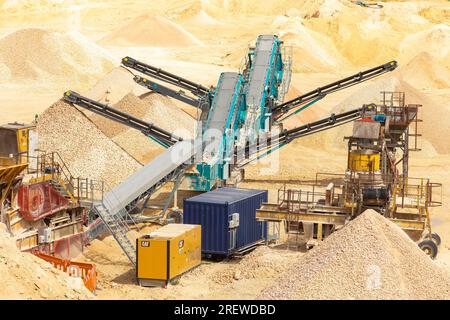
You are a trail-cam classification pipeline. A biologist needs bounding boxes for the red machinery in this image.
[18,181,69,221]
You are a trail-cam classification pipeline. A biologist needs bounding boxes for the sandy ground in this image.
[1,0,449,299]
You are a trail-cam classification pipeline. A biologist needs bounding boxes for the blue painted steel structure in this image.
[241,35,284,137]
[188,35,286,190]
[188,72,246,191]
[183,188,268,256]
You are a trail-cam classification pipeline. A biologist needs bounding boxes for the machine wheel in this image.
[431,233,442,246]
[167,210,183,224]
[423,232,441,246]
[418,239,438,259]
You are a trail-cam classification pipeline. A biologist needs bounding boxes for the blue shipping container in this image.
[183,187,268,256]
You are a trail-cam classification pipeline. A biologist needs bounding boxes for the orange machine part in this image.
[33,251,97,293]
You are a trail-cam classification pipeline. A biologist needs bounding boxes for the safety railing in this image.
[6,151,109,205]
[277,186,341,213]
[396,177,442,208]
[381,91,405,108]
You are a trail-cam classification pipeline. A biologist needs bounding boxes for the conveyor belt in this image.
[246,35,278,112]
[103,140,196,215]
[272,61,398,120]
[133,75,199,108]
[122,56,210,98]
[202,72,242,164]
[237,107,365,164]
[243,35,281,133]
[63,91,182,147]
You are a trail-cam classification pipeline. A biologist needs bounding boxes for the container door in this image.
[229,229,237,250]
[228,212,239,250]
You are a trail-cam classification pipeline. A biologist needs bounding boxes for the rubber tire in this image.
[418,239,438,259]
[423,232,442,246]
[431,232,442,246]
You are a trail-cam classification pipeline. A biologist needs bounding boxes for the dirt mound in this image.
[203,0,346,16]
[37,100,142,188]
[419,5,450,24]
[91,93,165,164]
[398,52,450,90]
[259,210,450,300]
[188,10,222,25]
[274,16,350,72]
[398,24,450,68]
[99,14,204,47]
[0,225,93,299]
[0,28,115,88]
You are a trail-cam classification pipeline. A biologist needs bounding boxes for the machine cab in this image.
[0,122,37,167]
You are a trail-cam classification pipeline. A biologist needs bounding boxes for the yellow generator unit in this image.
[348,150,380,172]
[0,122,37,167]
[136,224,201,287]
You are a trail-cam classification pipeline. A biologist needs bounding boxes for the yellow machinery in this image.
[0,123,33,223]
[0,122,37,167]
[136,224,201,287]
[348,150,380,172]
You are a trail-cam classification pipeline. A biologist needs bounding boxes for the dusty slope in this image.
[0,28,115,89]
[259,210,450,300]
[0,225,92,300]
[398,24,450,68]
[37,100,142,188]
[95,93,166,164]
[100,14,204,47]
[139,93,196,139]
[398,52,450,90]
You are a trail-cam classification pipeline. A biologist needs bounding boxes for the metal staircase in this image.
[92,202,137,265]
[49,178,76,203]
[84,140,196,266]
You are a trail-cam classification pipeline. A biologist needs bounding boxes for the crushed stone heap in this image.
[37,100,142,189]
[259,209,450,300]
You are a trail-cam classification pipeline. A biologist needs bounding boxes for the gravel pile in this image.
[0,28,115,88]
[139,93,196,140]
[37,100,142,189]
[259,210,450,300]
[90,93,149,138]
[88,92,195,164]
[204,246,299,285]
